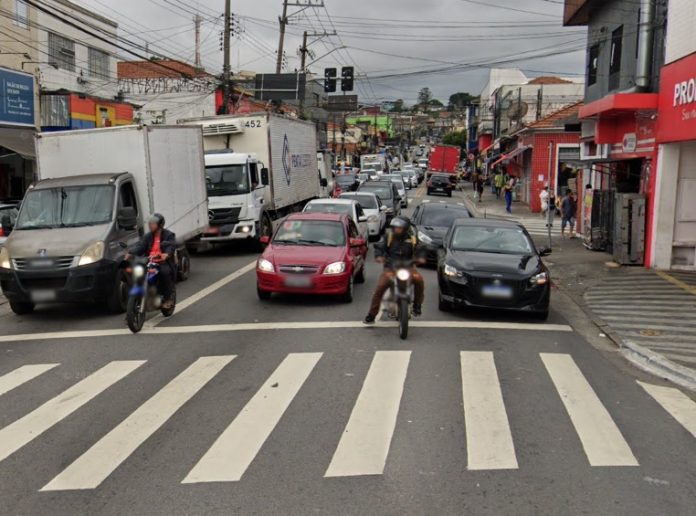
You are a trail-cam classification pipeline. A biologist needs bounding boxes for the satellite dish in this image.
[507,101,529,121]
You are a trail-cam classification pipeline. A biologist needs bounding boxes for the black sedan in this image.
[412,201,472,265]
[437,218,551,320]
[427,173,455,197]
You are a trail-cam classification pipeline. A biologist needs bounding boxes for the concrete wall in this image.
[665,0,696,64]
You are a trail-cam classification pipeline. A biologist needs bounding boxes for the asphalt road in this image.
[1,185,696,516]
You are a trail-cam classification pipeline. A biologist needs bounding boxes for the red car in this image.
[256,213,368,302]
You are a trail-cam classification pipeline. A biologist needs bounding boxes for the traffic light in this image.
[324,68,337,93]
[341,66,354,92]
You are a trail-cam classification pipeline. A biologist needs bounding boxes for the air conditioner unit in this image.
[580,141,609,161]
[200,122,244,136]
[59,47,75,57]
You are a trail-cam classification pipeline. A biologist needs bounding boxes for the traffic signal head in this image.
[324,67,337,93]
[341,66,354,92]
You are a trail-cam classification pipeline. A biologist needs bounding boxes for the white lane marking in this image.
[325,351,411,477]
[146,261,257,327]
[638,381,696,439]
[41,356,235,491]
[0,321,574,343]
[0,364,59,397]
[541,353,638,467]
[182,352,322,483]
[0,361,145,463]
[460,351,518,470]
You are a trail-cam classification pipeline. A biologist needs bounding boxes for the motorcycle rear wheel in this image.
[126,296,145,333]
[398,297,409,340]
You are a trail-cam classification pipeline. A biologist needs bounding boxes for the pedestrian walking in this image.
[494,172,505,199]
[539,186,550,218]
[476,174,485,202]
[503,178,514,214]
[561,190,577,238]
[471,170,480,200]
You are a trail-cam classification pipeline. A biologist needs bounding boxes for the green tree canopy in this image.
[442,130,467,151]
[448,92,478,110]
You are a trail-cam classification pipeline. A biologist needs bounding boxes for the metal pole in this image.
[276,0,288,73]
[547,141,554,249]
[194,14,201,68]
[221,0,231,115]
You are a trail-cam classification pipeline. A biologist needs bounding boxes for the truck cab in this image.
[202,150,266,243]
[0,173,142,314]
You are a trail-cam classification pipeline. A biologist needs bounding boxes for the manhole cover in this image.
[640,329,662,337]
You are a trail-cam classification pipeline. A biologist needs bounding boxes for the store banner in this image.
[658,52,696,143]
[0,66,35,127]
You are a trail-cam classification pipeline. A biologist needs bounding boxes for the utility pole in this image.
[276,0,289,73]
[299,31,308,72]
[194,14,201,68]
[222,0,231,114]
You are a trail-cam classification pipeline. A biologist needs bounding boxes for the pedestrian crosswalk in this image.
[1,352,695,491]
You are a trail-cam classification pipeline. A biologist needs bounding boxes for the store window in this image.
[609,26,623,90]
[15,0,28,29]
[88,47,109,79]
[587,45,599,86]
[48,32,75,71]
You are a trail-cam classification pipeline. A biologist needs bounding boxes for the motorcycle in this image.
[126,256,176,333]
[385,262,415,340]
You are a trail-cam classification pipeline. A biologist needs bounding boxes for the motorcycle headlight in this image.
[324,261,346,275]
[132,264,145,279]
[78,241,105,267]
[0,247,11,270]
[418,231,433,244]
[396,268,411,281]
[257,258,274,273]
[443,263,459,277]
[530,271,549,286]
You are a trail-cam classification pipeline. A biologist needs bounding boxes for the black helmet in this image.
[149,213,165,229]
[390,216,411,231]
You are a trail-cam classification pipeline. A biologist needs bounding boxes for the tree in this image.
[448,92,478,110]
[390,99,405,112]
[428,99,444,107]
[442,130,467,151]
[417,87,433,109]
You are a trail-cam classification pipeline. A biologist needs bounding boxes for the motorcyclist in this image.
[364,216,425,324]
[125,213,176,310]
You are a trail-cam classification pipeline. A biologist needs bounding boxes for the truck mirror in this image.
[117,207,138,230]
[319,178,328,187]
[261,168,270,186]
[1,214,12,232]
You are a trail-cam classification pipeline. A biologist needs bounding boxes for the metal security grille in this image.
[48,32,75,72]
[88,47,109,79]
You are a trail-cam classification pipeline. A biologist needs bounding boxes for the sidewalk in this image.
[461,189,696,391]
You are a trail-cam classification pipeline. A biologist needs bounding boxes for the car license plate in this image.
[30,289,57,302]
[284,276,312,288]
[482,285,513,299]
[435,187,443,191]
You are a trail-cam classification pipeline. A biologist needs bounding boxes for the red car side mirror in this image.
[259,235,271,245]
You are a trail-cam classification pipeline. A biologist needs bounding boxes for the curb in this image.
[555,282,696,392]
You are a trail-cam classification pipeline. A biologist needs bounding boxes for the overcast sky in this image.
[80,0,587,105]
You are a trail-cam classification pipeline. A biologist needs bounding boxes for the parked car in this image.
[303,198,369,242]
[437,218,551,320]
[339,192,387,241]
[0,204,19,247]
[427,173,455,197]
[358,180,401,221]
[412,202,472,264]
[256,213,367,302]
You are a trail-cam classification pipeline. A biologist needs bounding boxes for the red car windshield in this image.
[274,220,346,247]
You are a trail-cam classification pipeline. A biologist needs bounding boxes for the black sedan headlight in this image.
[443,263,466,281]
[529,271,549,286]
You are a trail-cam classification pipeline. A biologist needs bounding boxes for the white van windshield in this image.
[15,185,114,229]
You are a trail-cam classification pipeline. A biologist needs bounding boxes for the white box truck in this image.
[180,112,325,243]
[0,125,208,315]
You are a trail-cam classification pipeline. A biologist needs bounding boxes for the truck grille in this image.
[13,256,75,270]
[208,207,241,226]
[278,265,320,274]
[19,277,67,290]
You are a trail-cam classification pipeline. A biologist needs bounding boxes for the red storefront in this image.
[650,52,696,270]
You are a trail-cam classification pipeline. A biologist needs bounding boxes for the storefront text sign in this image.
[658,52,696,143]
[0,67,34,127]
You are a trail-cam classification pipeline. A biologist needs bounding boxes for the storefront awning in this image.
[0,127,36,159]
[579,93,658,119]
[491,145,532,167]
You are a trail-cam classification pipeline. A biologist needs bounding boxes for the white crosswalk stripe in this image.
[0,364,59,397]
[541,353,638,467]
[5,352,696,491]
[182,353,322,483]
[42,356,235,491]
[325,351,411,477]
[460,351,517,470]
[0,361,145,464]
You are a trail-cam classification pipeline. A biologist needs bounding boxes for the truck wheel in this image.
[177,250,191,282]
[107,270,129,314]
[260,213,273,239]
[9,300,34,315]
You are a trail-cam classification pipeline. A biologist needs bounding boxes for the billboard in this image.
[0,66,35,127]
[254,73,306,102]
[326,95,358,112]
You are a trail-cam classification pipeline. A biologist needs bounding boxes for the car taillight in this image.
[0,227,5,237]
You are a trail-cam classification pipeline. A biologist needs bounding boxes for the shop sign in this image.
[622,133,637,153]
[658,52,696,143]
[0,66,35,127]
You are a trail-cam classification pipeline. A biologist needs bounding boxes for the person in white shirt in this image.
[539,186,550,217]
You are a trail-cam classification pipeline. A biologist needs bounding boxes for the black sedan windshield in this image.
[451,226,533,255]
[359,184,393,201]
[420,208,470,227]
